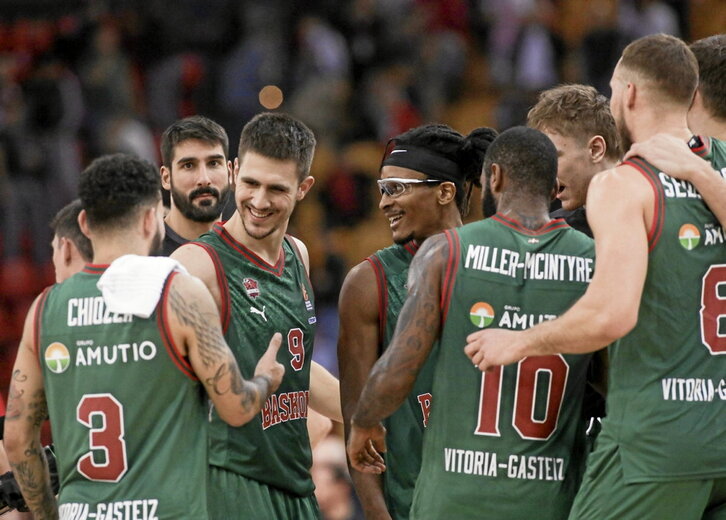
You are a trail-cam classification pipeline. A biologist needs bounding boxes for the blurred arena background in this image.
[0,2,723,515]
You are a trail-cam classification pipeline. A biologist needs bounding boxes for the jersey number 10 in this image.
[475,355,569,441]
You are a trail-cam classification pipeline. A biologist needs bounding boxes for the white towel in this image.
[97,255,188,318]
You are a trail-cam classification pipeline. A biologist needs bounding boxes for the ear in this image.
[160,165,172,190]
[437,181,457,206]
[296,176,315,201]
[626,81,636,110]
[550,178,560,202]
[233,157,240,181]
[142,205,158,238]
[78,209,91,239]
[59,237,73,265]
[489,163,504,195]
[588,135,607,164]
[227,159,234,186]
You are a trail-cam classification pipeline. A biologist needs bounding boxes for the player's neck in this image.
[90,236,153,265]
[496,196,551,230]
[632,109,691,144]
[689,117,726,142]
[164,208,217,241]
[224,212,285,265]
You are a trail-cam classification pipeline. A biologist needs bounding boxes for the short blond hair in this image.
[527,84,621,161]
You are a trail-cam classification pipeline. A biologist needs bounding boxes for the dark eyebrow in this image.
[239,176,289,192]
[176,154,225,165]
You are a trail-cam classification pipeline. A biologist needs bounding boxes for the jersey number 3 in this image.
[475,355,569,441]
[76,393,128,482]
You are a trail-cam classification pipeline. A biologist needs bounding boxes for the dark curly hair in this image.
[79,153,161,231]
[392,123,498,215]
[482,127,557,200]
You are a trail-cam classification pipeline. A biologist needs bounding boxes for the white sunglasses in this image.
[377,178,444,198]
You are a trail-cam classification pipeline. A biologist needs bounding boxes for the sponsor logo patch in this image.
[679,223,700,250]
[469,302,495,328]
[45,342,70,374]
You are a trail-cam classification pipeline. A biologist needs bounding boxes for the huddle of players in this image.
[3,32,726,520]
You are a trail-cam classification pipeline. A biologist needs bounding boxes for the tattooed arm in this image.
[3,296,57,520]
[166,273,285,427]
[347,235,447,474]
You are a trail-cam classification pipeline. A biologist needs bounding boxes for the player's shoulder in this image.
[171,242,222,294]
[172,242,216,270]
[590,162,653,198]
[285,234,310,272]
[342,258,377,293]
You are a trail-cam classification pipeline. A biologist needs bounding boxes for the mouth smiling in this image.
[248,207,273,220]
[388,213,403,225]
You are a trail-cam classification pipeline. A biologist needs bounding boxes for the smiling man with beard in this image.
[160,116,233,256]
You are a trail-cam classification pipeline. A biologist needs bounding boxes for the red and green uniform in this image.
[367,241,436,519]
[193,224,319,519]
[569,138,726,520]
[412,216,595,519]
[38,265,208,520]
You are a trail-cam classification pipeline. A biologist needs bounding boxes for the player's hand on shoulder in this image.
[347,422,387,474]
[625,133,701,183]
[254,332,285,393]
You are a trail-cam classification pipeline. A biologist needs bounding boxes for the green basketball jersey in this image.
[194,224,317,497]
[411,216,595,520]
[604,137,726,483]
[38,265,208,520]
[367,241,435,520]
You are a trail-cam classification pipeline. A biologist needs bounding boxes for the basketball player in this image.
[348,127,596,519]
[50,199,93,283]
[527,84,621,237]
[160,115,337,446]
[172,112,336,519]
[466,34,726,520]
[526,84,621,438]
[626,34,726,228]
[3,154,285,519]
[338,124,496,519]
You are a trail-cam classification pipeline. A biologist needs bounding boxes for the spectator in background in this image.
[78,21,134,149]
[0,66,53,283]
[289,15,351,141]
[619,0,680,40]
[581,0,627,95]
[218,4,287,133]
[312,435,364,520]
[501,0,566,127]
[23,51,84,213]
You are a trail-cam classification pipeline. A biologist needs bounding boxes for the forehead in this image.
[540,130,582,153]
[380,165,428,180]
[238,150,299,185]
[171,138,226,163]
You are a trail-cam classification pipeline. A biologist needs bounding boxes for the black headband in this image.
[381,144,462,184]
